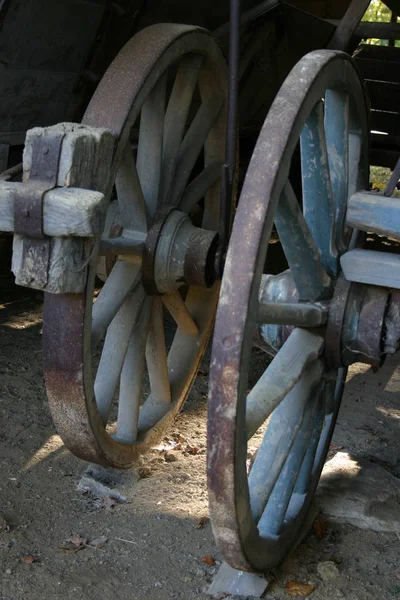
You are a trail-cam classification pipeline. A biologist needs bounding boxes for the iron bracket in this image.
[13,132,65,288]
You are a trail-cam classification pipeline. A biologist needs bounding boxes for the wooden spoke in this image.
[116,144,148,233]
[92,260,141,348]
[162,292,199,336]
[275,182,331,302]
[257,395,316,536]
[137,73,167,217]
[294,391,324,495]
[348,132,362,200]
[137,298,172,431]
[145,297,171,405]
[169,93,224,205]
[246,330,324,440]
[178,162,222,213]
[324,90,350,252]
[160,55,202,205]
[248,367,319,524]
[257,301,327,327]
[300,101,337,276]
[116,299,152,443]
[95,285,145,424]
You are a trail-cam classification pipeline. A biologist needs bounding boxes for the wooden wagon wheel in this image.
[42,24,227,468]
[207,50,370,572]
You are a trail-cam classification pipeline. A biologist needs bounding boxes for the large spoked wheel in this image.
[208,51,369,572]
[43,24,227,468]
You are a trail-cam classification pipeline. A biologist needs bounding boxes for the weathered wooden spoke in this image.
[95,285,145,423]
[275,182,331,302]
[246,330,324,440]
[169,93,224,205]
[160,55,202,205]
[300,101,337,276]
[178,162,222,214]
[162,291,199,337]
[115,144,148,233]
[116,299,151,443]
[137,74,166,218]
[324,90,350,252]
[256,389,317,536]
[208,50,369,572]
[43,24,227,468]
[92,261,141,348]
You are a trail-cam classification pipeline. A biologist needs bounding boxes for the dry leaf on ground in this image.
[138,466,153,479]
[21,555,36,564]
[313,516,327,538]
[58,534,87,553]
[184,444,200,455]
[90,536,108,548]
[202,555,216,566]
[285,580,315,597]
[196,516,209,529]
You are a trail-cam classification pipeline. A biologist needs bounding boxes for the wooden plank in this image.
[328,19,400,40]
[366,80,400,113]
[274,182,331,302]
[355,43,400,62]
[355,57,400,84]
[371,110,400,136]
[355,21,400,40]
[0,184,106,236]
[12,123,114,293]
[346,191,400,240]
[327,0,371,51]
[340,248,400,288]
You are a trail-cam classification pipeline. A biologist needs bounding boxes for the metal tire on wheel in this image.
[43,24,227,468]
[208,50,369,572]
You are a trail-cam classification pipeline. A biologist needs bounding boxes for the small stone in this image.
[165,452,179,463]
[316,452,400,532]
[317,561,340,580]
[5,568,12,574]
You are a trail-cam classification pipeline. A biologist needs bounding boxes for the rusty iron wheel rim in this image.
[43,24,227,468]
[207,50,369,572]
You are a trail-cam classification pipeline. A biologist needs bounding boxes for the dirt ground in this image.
[1,275,400,600]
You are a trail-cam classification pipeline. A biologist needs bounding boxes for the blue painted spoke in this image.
[275,182,331,302]
[300,101,338,276]
[293,388,324,495]
[257,393,316,537]
[248,360,323,524]
[324,90,349,252]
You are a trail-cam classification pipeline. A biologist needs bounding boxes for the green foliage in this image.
[363,0,392,22]
[361,0,400,47]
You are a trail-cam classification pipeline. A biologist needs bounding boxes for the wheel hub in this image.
[258,272,400,370]
[142,208,219,295]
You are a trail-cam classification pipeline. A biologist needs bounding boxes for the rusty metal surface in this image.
[142,206,174,295]
[184,227,219,288]
[350,285,389,368]
[13,131,65,288]
[385,290,400,355]
[325,274,351,369]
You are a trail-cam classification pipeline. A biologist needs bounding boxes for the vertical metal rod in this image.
[218,0,240,274]
[226,0,240,184]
